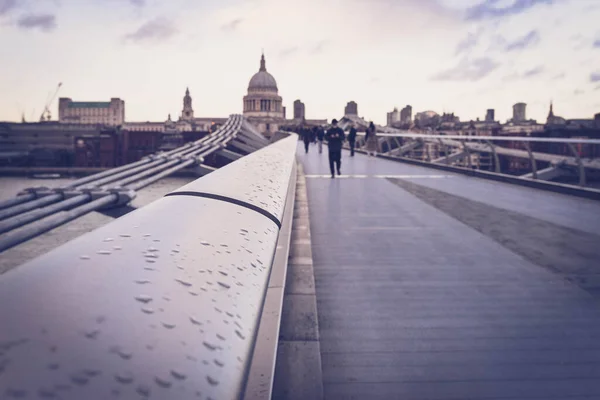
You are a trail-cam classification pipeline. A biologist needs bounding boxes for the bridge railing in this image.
[350,133,600,189]
[0,115,272,253]
[0,134,298,399]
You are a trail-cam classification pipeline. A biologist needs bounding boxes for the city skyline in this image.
[1,0,599,126]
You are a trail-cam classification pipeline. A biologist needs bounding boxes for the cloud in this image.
[574,89,584,95]
[466,0,555,21]
[595,84,600,91]
[570,34,582,42]
[431,57,500,82]
[568,34,587,51]
[553,72,565,80]
[0,0,17,16]
[17,14,56,32]
[594,39,600,48]
[488,33,507,49]
[502,72,519,81]
[221,18,242,32]
[354,0,460,23]
[591,72,600,83]
[124,18,178,43]
[130,0,145,6]
[278,46,299,58]
[504,30,540,51]
[311,40,327,54]
[455,30,481,55]
[523,65,544,77]
[503,65,544,81]
[584,3,600,12]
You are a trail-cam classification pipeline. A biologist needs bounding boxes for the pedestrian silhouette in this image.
[317,126,325,154]
[347,125,357,157]
[302,127,311,154]
[365,121,378,156]
[326,119,345,178]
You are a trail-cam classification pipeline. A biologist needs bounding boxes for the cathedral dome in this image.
[248,54,278,92]
[249,72,278,90]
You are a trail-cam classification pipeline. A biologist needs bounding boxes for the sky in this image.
[0,0,599,126]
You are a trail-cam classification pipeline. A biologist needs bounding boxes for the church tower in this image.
[181,87,194,121]
[546,101,555,124]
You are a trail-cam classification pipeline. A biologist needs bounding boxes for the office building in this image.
[59,98,125,126]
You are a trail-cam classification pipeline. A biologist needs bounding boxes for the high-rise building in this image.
[485,109,495,122]
[400,105,412,123]
[344,101,358,116]
[59,98,125,126]
[513,103,527,122]
[387,107,400,126]
[293,100,305,120]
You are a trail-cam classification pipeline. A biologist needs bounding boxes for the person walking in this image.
[302,127,311,154]
[326,119,345,178]
[365,121,378,157]
[317,126,325,154]
[347,125,357,157]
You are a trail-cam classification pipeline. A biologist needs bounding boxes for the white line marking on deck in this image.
[305,174,454,179]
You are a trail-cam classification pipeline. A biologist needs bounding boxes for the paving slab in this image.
[272,342,324,400]
[286,264,317,295]
[298,144,600,400]
[299,145,600,235]
[273,161,324,400]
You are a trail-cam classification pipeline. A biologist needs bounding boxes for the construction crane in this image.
[15,102,26,123]
[40,82,62,122]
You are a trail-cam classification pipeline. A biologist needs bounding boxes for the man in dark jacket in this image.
[326,119,345,178]
[347,125,357,156]
[302,127,311,153]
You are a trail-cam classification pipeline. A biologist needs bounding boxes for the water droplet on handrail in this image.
[135,295,152,304]
[115,372,134,384]
[171,370,186,380]
[162,322,176,329]
[206,375,219,386]
[175,278,192,287]
[154,376,171,388]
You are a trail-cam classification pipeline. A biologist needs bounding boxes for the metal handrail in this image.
[0,134,298,399]
[361,132,600,144]
[345,129,600,192]
[0,115,264,250]
[67,115,240,190]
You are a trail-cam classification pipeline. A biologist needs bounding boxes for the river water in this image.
[0,176,195,274]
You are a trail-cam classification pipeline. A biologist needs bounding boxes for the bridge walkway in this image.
[298,143,600,399]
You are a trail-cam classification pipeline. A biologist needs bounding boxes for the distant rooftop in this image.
[67,102,111,108]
